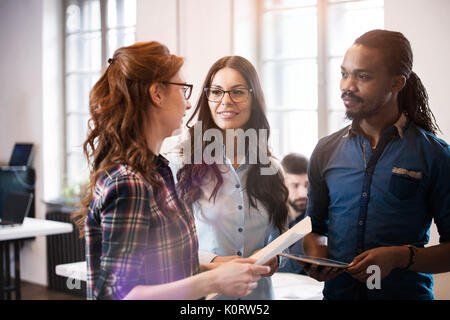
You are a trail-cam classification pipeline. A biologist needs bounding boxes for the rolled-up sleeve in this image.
[430,148,450,244]
[95,176,150,300]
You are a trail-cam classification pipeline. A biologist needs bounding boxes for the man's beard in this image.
[342,90,384,121]
[289,199,307,214]
[346,105,383,121]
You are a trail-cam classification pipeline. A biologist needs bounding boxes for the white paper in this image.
[206,216,311,300]
[249,216,311,265]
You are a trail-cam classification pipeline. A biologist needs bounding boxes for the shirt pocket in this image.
[388,172,421,200]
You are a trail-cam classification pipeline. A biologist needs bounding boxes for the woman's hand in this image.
[211,255,241,263]
[211,259,270,297]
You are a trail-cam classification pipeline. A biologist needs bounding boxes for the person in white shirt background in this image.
[171,55,290,300]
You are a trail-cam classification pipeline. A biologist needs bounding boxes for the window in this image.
[259,0,384,158]
[63,0,136,189]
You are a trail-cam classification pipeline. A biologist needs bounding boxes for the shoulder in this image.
[309,126,349,170]
[407,124,450,160]
[315,126,350,154]
[94,164,151,204]
[104,164,149,188]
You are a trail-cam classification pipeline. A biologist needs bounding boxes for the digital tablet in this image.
[279,253,349,269]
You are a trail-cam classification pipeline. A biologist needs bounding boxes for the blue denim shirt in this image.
[307,114,450,300]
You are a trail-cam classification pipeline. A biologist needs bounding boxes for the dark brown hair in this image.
[176,56,289,233]
[355,29,440,135]
[72,41,184,237]
[282,153,309,175]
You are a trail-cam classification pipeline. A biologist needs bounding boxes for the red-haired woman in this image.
[72,42,269,300]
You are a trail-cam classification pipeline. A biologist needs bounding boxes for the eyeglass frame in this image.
[162,81,194,100]
[203,87,253,103]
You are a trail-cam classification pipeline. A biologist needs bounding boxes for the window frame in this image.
[256,0,384,157]
[62,0,136,189]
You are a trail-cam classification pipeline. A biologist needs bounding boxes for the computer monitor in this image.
[8,143,34,167]
[0,192,33,226]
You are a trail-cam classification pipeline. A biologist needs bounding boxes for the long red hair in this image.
[72,41,183,237]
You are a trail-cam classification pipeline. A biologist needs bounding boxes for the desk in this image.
[55,261,86,282]
[0,218,73,300]
[272,272,324,300]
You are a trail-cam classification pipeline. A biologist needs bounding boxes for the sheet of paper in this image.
[250,216,311,265]
[206,216,311,300]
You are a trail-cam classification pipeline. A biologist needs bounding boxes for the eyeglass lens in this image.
[206,88,250,102]
[184,86,192,100]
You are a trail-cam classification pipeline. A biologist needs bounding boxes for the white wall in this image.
[136,0,235,151]
[385,0,450,142]
[0,0,62,287]
[137,0,234,98]
[385,0,450,300]
[0,0,47,285]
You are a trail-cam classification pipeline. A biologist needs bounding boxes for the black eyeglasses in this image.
[162,82,193,100]
[204,87,253,103]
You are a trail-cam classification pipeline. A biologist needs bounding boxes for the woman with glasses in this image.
[72,42,270,300]
[174,56,289,300]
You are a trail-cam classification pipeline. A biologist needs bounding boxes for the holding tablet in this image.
[279,253,349,269]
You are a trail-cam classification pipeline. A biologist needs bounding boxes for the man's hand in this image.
[346,246,409,282]
[252,249,278,276]
[262,256,278,276]
[300,232,343,281]
[298,261,344,282]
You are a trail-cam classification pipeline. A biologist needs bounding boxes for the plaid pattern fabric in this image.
[85,156,199,300]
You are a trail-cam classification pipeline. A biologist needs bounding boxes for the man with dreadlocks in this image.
[301,29,450,300]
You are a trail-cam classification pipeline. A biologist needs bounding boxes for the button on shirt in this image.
[169,154,281,300]
[194,160,278,300]
[307,114,450,300]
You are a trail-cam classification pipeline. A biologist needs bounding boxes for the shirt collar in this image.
[343,112,408,139]
[222,143,249,172]
[393,112,408,138]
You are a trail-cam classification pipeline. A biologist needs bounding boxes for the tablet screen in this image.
[279,253,349,269]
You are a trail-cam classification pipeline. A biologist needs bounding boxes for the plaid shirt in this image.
[85,155,199,300]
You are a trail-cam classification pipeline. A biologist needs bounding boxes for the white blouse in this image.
[168,152,282,300]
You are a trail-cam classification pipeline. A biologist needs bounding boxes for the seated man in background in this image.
[276,153,309,275]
